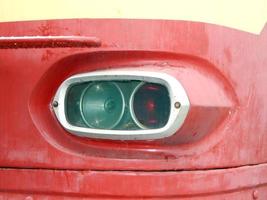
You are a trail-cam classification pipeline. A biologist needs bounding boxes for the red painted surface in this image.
[0,19,267,198]
[1,163,267,199]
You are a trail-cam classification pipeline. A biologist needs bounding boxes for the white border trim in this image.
[53,69,190,140]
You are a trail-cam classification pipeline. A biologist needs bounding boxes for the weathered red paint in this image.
[0,19,267,198]
[1,163,267,199]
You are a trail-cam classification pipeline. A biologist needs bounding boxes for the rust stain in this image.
[0,36,101,49]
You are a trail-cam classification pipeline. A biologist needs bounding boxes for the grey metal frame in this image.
[52,69,190,140]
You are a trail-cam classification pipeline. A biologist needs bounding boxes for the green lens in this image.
[80,82,125,129]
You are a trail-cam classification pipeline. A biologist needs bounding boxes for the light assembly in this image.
[52,69,190,140]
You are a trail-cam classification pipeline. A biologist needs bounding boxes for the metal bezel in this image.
[52,69,190,140]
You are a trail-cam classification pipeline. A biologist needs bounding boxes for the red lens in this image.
[132,83,170,129]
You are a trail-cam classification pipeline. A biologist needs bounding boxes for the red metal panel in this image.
[0,19,267,170]
[0,163,267,199]
[0,19,267,198]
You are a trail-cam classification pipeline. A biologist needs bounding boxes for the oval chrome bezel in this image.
[52,69,190,140]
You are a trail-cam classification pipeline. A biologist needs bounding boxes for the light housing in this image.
[52,69,190,140]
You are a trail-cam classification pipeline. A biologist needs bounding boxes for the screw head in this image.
[174,102,181,109]
[52,101,58,108]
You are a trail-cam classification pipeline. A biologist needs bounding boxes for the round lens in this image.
[80,82,125,129]
[131,83,170,129]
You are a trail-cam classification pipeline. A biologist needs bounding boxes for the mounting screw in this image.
[174,101,181,109]
[52,101,58,108]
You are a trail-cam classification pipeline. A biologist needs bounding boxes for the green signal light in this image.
[80,82,125,129]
